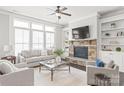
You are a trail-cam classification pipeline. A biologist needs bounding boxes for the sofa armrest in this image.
[18,53,26,63]
[87,65,118,72]
[0,68,34,86]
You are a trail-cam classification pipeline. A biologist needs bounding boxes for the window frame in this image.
[14,27,30,55]
[45,25,55,49]
[13,18,56,55]
[32,30,44,50]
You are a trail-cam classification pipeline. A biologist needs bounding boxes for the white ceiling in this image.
[0,6,123,25]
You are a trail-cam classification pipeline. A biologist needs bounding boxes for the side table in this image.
[1,56,16,64]
[95,73,111,86]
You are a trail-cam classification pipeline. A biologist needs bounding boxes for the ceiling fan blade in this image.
[47,8,55,11]
[61,12,71,16]
[49,13,56,15]
[60,7,67,11]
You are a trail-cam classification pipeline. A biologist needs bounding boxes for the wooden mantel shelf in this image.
[68,38,97,42]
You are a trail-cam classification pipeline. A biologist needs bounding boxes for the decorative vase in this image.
[56,56,61,62]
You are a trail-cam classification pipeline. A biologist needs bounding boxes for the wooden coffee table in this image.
[39,59,70,81]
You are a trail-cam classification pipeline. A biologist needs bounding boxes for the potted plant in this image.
[116,47,121,52]
[54,49,64,62]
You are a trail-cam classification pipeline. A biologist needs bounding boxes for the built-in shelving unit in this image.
[101,27,124,32]
[100,19,124,52]
[99,14,124,72]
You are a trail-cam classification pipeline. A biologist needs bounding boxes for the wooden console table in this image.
[1,56,16,64]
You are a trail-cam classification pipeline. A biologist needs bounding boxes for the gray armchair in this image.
[86,62,119,86]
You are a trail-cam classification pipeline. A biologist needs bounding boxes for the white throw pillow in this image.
[41,50,47,56]
[105,60,115,69]
[0,60,18,74]
[21,50,31,58]
[47,50,53,55]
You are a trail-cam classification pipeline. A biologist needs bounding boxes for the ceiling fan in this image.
[48,6,71,19]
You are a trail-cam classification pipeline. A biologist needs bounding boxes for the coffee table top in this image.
[40,59,68,69]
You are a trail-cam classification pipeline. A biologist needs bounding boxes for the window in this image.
[45,25,55,49]
[32,23,43,30]
[46,32,54,49]
[32,31,44,50]
[45,25,55,32]
[14,19,29,28]
[14,18,56,55]
[15,28,29,55]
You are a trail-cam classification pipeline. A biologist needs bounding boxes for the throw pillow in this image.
[21,50,31,58]
[0,71,3,75]
[105,60,114,68]
[41,50,47,56]
[96,59,104,67]
[47,50,53,55]
[0,60,18,74]
[31,50,41,57]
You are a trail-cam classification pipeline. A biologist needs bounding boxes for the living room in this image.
[0,5,124,87]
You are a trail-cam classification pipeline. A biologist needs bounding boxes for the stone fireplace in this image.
[69,39,97,61]
[66,39,97,70]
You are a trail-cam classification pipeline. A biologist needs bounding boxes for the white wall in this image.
[0,10,63,57]
[55,27,63,49]
[0,13,9,57]
[69,14,98,40]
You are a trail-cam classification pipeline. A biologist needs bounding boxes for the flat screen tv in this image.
[72,26,90,39]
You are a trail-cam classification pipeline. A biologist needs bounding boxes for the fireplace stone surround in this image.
[66,39,97,70]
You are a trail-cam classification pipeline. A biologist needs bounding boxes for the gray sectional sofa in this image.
[18,50,55,67]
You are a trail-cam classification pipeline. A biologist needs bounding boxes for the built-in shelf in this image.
[102,27,124,32]
[101,44,124,46]
[101,19,124,52]
[102,36,124,39]
[69,38,97,42]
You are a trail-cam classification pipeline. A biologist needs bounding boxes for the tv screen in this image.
[72,26,90,39]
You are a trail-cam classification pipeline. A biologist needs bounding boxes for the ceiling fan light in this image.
[56,13,61,16]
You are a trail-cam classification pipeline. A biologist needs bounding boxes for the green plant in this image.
[116,47,121,52]
[54,49,64,56]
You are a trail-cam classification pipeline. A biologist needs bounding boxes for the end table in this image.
[95,73,111,86]
[1,56,16,64]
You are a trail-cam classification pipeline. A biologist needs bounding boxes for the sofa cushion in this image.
[26,57,41,64]
[31,50,41,57]
[47,50,54,55]
[0,60,18,74]
[41,50,47,56]
[41,55,55,60]
[21,50,31,58]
